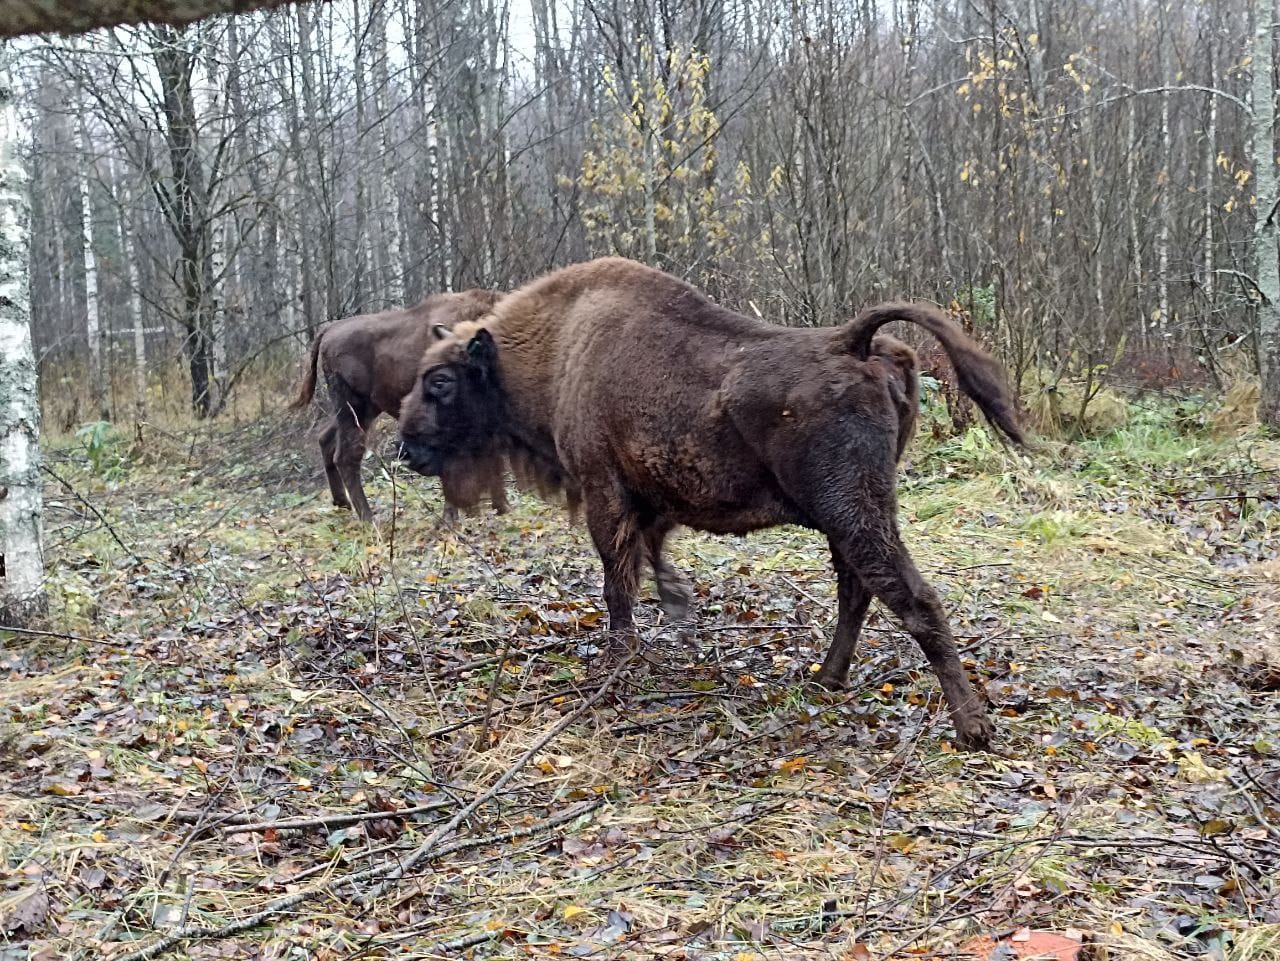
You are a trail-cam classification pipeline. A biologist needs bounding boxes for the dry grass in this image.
[2,398,1279,960]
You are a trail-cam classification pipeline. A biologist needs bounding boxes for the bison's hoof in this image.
[952,713,996,752]
[812,670,848,691]
[657,579,693,622]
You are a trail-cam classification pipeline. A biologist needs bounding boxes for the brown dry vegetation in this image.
[2,392,1279,960]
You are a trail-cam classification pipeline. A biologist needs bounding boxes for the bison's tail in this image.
[289,332,324,410]
[841,302,1027,446]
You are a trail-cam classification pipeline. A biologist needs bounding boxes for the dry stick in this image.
[110,652,634,961]
[40,463,142,562]
[422,684,576,739]
[0,623,92,642]
[1230,773,1280,841]
[476,629,518,749]
[110,857,392,961]
[442,635,577,677]
[359,649,637,903]
[340,928,500,961]
[340,805,615,960]
[373,453,448,730]
[423,795,602,863]
[277,840,405,887]
[219,799,453,836]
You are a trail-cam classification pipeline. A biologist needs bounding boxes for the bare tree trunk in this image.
[1255,0,1280,425]
[1203,39,1217,340]
[642,52,657,262]
[0,66,46,625]
[372,0,403,305]
[125,221,147,423]
[79,117,107,420]
[1156,15,1172,342]
[352,0,369,311]
[293,3,321,332]
[153,24,216,417]
[1127,96,1147,345]
[109,160,147,422]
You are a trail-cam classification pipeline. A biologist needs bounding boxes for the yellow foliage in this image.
[574,43,747,267]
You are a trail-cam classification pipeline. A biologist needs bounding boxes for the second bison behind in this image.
[398,258,1026,750]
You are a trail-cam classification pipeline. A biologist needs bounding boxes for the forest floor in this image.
[2,401,1280,961]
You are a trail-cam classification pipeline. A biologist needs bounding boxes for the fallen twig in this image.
[108,648,636,959]
[220,798,453,836]
[360,648,637,901]
[402,795,603,874]
[1231,773,1280,841]
[442,635,577,677]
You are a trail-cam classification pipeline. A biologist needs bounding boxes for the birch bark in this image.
[0,64,46,625]
[1253,0,1280,424]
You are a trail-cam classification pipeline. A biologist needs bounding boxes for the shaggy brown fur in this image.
[398,259,1026,750]
[291,289,508,522]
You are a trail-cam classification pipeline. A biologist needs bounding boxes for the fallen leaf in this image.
[2,887,49,936]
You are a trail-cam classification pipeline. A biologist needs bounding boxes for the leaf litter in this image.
[1,407,1278,960]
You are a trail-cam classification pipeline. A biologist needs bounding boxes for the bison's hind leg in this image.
[789,426,993,750]
[643,519,693,622]
[324,371,376,523]
[489,476,510,515]
[318,419,350,510]
[814,545,871,690]
[835,526,993,750]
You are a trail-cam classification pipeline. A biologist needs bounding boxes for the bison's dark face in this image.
[396,326,504,477]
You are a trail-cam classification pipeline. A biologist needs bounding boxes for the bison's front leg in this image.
[815,545,871,689]
[838,528,994,751]
[584,492,645,636]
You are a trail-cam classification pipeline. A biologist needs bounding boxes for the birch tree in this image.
[1256,0,1280,425]
[78,113,107,421]
[0,56,45,625]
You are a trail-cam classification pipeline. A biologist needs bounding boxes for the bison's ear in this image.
[432,323,450,341]
[465,328,497,375]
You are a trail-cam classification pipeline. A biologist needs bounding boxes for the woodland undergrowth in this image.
[2,394,1279,960]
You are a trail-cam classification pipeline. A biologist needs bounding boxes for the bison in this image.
[290,290,510,522]
[397,258,1026,749]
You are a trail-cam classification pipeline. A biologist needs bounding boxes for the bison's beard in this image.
[439,450,507,511]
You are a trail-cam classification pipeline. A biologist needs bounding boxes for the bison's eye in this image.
[425,369,458,404]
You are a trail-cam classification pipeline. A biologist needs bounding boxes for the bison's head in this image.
[396,322,505,477]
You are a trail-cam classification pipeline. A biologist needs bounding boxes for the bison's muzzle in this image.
[396,440,444,477]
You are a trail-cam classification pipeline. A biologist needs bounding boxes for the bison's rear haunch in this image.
[399,258,1027,750]
[290,289,507,522]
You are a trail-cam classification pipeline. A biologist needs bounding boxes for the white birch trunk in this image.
[373,4,404,305]
[79,119,106,420]
[642,53,657,262]
[110,164,147,421]
[1204,73,1217,331]
[1127,97,1147,343]
[1254,0,1280,424]
[127,237,146,422]
[1157,24,1172,340]
[1198,29,1218,337]
[210,211,228,411]
[352,0,369,309]
[0,68,46,624]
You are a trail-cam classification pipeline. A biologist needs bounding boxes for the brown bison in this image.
[291,290,509,522]
[397,259,1025,749]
